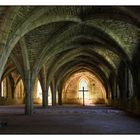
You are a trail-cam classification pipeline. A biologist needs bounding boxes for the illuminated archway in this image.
[62,71,106,105]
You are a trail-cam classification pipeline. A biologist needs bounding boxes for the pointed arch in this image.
[78,76,89,99]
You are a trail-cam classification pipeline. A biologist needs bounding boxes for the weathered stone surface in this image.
[0,105,140,134]
[0,6,139,117]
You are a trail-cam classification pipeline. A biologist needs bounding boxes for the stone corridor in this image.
[0,105,140,134]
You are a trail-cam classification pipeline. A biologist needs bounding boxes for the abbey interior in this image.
[0,6,140,134]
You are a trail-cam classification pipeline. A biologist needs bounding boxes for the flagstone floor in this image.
[0,105,140,134]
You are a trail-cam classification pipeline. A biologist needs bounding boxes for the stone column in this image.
[51,80,56,106]
[58,92,62,105]
[39,66,48,108]
[109,73,115,100]
[127,68,132,99]
[113,76,117,100]
[58,87,62,105]
[24,70,34,115]
[119,64,129,108]
[0,80,1,97]
[116,80,120,99]
[52,89,56,106]
[42,82,48,108]
[123,65,128,100]
[6,76,12,99]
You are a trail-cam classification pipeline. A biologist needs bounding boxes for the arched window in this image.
[79,78,88,98]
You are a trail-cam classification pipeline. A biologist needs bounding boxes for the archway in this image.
[62,70,106,105]
[35,81,52,105]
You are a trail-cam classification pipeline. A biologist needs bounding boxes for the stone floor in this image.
[0,104,140,134]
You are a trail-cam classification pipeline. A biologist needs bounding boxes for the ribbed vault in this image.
[0,6,140,115]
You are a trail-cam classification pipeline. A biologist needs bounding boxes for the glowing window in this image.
[79,78,88,98]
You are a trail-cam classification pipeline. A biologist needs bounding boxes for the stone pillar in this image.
[52,89,56,106]
[45,86,49,106]
[123,65,128,100]
[113,76,117,100]
[42,84,48,108]
[116,82,120,99]
[39,66,48,108]
[0,80,1,97]
[58,93,62,105]
[6,76,13,99]
[24,70,34,116]
[109,73,116,100]
[126,67,129,99]
[51,80,56,106]
[58,88,62,105]
[128,69,133,98]
[120,65,129,108]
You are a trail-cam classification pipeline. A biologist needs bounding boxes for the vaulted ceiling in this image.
[1,6,140,91]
